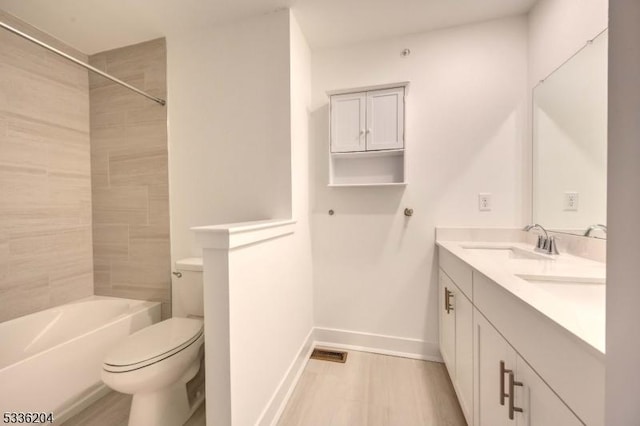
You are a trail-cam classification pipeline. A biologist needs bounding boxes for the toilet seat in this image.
[103,318,203,373]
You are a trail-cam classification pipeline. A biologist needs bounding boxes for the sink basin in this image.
[461,245,553,261]
[516,274,605,285]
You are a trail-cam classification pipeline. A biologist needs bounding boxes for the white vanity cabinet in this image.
[328,83,407,186]
[439,256,473,424]
[474,312,582,426]
[437,244,603,426]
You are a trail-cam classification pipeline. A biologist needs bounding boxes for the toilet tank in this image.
[173,258,203,318]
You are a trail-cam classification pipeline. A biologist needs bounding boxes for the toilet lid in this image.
[103,318,203,372]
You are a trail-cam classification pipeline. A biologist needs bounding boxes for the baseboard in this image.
[256,327,315,426]
[313,327,443,362]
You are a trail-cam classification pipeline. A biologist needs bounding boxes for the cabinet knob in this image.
[360,129,365,135]
[366,128,372,134]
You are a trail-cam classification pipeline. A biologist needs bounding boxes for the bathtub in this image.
[0,296,160,422]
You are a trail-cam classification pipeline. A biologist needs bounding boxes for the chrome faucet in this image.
[523,224,559,255]
[584,224,607,237]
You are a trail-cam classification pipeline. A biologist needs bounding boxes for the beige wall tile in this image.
[0,274,50,322]
[109,147,168,186]
[110,258,171,289]
[48,173,92,209]
[91,110,127,129]
[93,224,129,261]
[109,284,169,304]
[0,129,48,171]
[124,120,167,144]
[0,11,93,322]
[89,38,170,319]
[148,184,170,227]
[90,153,110,189]
[0,62,89,133]
[92,185,149,225]
[89,80,147,115]
[126,107,166,125]
[50,272,93,305]
[0,165,49,208]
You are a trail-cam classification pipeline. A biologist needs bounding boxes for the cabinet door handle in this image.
[444,288,454,314]
[444,287,449,313]
[360,129,365,135]
[500,360,511,406]
[508,371,524,419]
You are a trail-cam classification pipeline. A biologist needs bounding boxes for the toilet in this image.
[102,258,204,426]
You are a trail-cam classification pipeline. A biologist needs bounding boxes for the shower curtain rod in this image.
[0,20,166,106]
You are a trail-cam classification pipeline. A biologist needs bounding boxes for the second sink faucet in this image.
[523,223,559,255]
[584,224,607,237]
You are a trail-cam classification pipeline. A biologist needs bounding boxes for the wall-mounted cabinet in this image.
[328,82,408,187]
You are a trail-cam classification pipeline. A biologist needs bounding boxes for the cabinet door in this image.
[330,92,366,152]
[366,87,404,151]
[455,290,473,423]
[439,270,455,375]
[514,357,583,426]
[474,311,515,426]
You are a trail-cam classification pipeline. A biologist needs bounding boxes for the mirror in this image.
[532,30,608,238]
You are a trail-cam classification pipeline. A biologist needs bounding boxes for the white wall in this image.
[606,1,640,422]
[167,10,292,265]
[310,16,528,355]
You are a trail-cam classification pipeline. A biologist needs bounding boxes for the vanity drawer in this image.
[439,247,473,299]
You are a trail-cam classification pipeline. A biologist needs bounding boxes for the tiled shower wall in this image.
[0,12,93,322]
[89,39,171,318]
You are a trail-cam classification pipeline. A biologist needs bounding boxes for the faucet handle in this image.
[544,236,560,255]
[536,234,545,250]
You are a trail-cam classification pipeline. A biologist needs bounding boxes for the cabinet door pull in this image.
[444,288,454,314]
[444,287,449,313]
[508,371,524,419]
[500,360,511,406]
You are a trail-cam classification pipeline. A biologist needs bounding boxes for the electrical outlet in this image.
[564,192,579,211]
[479,193,492,211]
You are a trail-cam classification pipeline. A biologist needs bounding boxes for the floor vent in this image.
[310,348,348,363]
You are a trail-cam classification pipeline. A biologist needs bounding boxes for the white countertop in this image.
[437,240,606,354]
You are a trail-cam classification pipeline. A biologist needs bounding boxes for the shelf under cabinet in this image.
[328,182,407,188]
[330,149,404,158]
[329,149,405,186]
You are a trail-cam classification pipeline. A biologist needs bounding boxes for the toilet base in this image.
[129,382,190,426]
[128,357,203,426]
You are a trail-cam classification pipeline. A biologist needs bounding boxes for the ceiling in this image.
[0,0,537,54]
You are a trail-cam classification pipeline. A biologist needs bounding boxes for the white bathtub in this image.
[0,295,160,422]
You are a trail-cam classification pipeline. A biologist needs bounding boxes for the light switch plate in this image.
[479,193,492,211]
